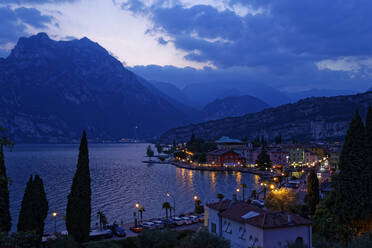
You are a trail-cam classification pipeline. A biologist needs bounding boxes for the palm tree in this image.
[241,183,247,202]
[138,205,145,224]
[162,202,172,219]
[146,145,154,161]
[217,193,224,202]
[251,190,257,200]
[97,210,108,230]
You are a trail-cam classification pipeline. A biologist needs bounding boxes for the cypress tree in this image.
[18,176,35,232]
[364,107,372,222]
[305,170,319,215]
[334,110,367,234]
[256,148,272,170]
[0,143,11,233]
[32,175,48,237]
[17,175,48,239]
[66,131,91,243]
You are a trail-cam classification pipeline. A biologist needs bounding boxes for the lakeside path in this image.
[171,162,281,177]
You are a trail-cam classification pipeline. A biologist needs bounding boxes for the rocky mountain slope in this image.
[159,92,372,143]
[200,95,269,121]
[0,33,191,142]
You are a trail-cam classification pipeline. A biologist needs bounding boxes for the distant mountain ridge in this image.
[200,95,269,121]
[0,33,191,142]
[286,89,356,102]
[159,92,372,143]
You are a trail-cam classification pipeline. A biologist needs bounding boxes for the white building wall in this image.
[221,218,247,248]
[205,207,221,236]
[206,207,312,248]
[263,225,312,248]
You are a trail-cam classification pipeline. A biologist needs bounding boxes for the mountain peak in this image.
[8,32,55,60]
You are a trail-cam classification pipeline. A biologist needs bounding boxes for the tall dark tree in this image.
[334,111,367,235]
[305,170,319,215]
[256,148,272,170]
[17,176,35,232]
[0,127,12,234]
[32,175,48,237]
[17,174,48,239]
[274,134,282,144]
[66,131,91,243]
[364,107,372,223]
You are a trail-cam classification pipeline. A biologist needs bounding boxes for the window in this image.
[238,226,246,240]
[223,221,232,234]
[295,237,304,246]
[211,222,216,234]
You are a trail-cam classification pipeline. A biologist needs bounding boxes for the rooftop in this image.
[207,200,311,229]
[216,136,244,144]
[207,149,239,156]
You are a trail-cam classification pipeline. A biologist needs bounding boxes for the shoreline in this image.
[171,162,280,177]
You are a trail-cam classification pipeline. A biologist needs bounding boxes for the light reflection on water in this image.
[4,143,257,233]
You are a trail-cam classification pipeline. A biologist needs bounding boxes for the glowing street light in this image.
[167,193,176,217]
[52,210,57,234]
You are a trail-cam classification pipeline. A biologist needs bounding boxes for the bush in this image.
[44,235,78,248]
[137,229,179,248]
[179,229,230,248]
[177,230,195,240]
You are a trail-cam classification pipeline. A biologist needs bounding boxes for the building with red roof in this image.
[205,199,312,248]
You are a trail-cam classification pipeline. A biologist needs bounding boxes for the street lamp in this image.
[135,203,140,225]
[236,188,240,200]
[167,193,176,217]
[52,210,57,234]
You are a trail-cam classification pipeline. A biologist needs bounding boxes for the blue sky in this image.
[1,0,372,92]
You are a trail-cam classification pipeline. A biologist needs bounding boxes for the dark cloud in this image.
[145,1,372,68]
[123,0,372,91]
[14,7,54,28]
[0,6,54,57]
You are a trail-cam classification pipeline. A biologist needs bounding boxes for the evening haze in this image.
[1,0,372,92]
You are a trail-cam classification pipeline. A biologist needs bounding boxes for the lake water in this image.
[4,143,257,233]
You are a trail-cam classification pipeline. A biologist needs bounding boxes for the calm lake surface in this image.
[4,143,257,233]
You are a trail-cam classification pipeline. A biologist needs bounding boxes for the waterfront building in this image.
[216,136,249,150]
[281,144,319,166]
[249,147,290,167]
[304,150,318,165]
[206,150,246,166]
[205,199,312,248]
[328,147,342,170]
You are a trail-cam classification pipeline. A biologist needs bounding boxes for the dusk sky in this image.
[1,0,372,92]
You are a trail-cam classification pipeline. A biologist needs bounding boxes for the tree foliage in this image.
[162,202,171,219]
[17,174,49,241]
[0,127,12,234]
[334,111,370,236]
[179,230,230,248]
[364,107,372,221]
[66,131,91,243]
[265,188,299,212]
[305,170,320,215]
[256,148,272,170]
